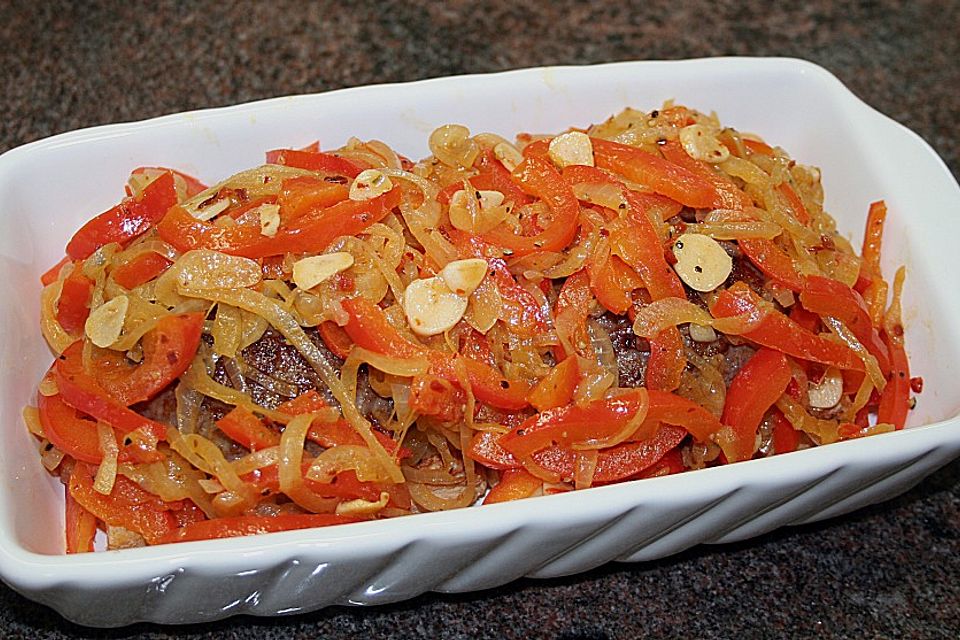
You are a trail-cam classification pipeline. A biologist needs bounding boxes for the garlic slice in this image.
[258,204,281,237]
[679,124,730,164]
[448,189,507,233]
[349,169,393,201]
[671,233,733,292]
[688,323,718,343]
[548,131,595,168]
[292,252,355,290]
[335,491,389,517]
[493,142,524,172]
[85,295,129,348]
[440,258,489,296]
[403,276,468,336]
[809,367,843,409]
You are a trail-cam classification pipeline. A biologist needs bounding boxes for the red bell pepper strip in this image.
[877,332,910,430]
[38,390,162,466]
[277,176,350,223]
[860,200,889,325]
[65,484,98,553]
[38,392,102,464]
[588,254,644,315]
[41,256,70,286]
[720,348,792,462]
[56,267,94,335]
[266,148,363,178]
[777,183,810,225]
[111,252,173,289]
[157,513,359,544]
[772,411,800,454]
[500,389,721,459]
[617,190,687,391]
[468,424,687,484]
[481,156,580,257]
[561,165,683,221]
[615,189,686,300]
[592,137,719,209]
[92,312,205,406]
[488,259,549,336]
[157,187,400,259]
[275,389,331,416]
[55,342,169,442]
[409,374,465,423]
[647,328,686,394]
[551,269,593,362]
[799,275,890,374]
[216,406,280,451]
[483,469,542,504]
[69,463,177,545]
[224,195,278,222]
[636,447,685,479]
[318,321,353,360]
[472,149,535,204]
[130,166,207,198]
[711,282,865,371]
[739,238,805,293]
[520,138,550,159]
[640,390,726,442]
[528,356,579,412]
[241,463,411,510]
[341,296,530,410]
[305,470,409,506]
[66,171,177,260]
[590,426,687,483]
[660,139,753,210]
[742,138,775,157]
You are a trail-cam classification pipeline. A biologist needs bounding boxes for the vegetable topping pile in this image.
[25,104,919,552]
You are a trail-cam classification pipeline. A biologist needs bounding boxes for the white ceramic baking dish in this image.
[0,57,958,627]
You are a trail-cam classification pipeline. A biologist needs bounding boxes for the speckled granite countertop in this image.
[1,1,958,638]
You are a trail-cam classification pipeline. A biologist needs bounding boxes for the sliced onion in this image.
[407,480,478,511]
[39,441,65,471]
[573,388,650,450]
[22,406,44,437]
[178,286,404,483]
[40,280,74,354]
[429,124,480,169]
[681,350,726,417]
[167,427,255,505]
[279,414,337,513]
[93,422,120,494]
[212,304,243,358]
[182,164,311,217]
[181,359,290,423]
[464,276,501,334]
[632,297,761,339]
[822,316,885,391]
[571,182,626,211]
[305,444,392,485]
[686,220,781,240]
[573,450,599,490]
[776,396,840,445]
[171,249,262,291]
[232,446,280,476]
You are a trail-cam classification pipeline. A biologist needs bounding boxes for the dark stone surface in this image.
[1,0,958,637]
